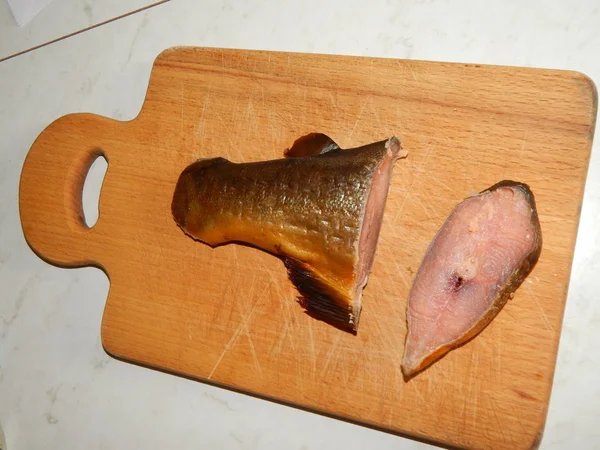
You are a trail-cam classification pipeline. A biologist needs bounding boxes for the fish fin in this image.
[284,133,341,158]
[283,257,358,334]
[189,156,229,168]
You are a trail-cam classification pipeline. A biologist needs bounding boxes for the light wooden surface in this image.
[18,47,597,449]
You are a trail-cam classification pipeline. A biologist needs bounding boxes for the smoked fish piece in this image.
[402,181,542,376]
[172,133,407,333]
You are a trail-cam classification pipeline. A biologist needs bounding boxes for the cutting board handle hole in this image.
[82,154,108,228]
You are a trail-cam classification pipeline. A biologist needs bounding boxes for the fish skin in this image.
[402,180,542,377]
[172,134,407,332]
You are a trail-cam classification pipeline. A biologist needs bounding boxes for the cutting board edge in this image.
[100,324,550,450]
[152,45,600,91]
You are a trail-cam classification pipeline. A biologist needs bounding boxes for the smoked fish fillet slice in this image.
[402,181,542,376]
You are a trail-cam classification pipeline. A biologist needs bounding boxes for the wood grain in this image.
[19,47,597,449]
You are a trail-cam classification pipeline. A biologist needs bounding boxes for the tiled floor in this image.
[0,0,166,60]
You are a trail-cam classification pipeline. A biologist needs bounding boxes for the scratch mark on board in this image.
[415,195,433,219]
[321,331,343,376]
[208,282,262,380]
[328,92,338,111]
[306,318,317,376]
[427,173,452,192]
[244,327,263,376]
[348,99,369,140]
[407,61,418,81]
[489,399,511,445]
[528,284,553,333]
[392,142,436,223]
[196,83,213,142]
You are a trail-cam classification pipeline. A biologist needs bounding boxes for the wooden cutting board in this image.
[19,47,597,449]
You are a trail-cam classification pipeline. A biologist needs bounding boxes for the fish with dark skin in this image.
[172,133,408,333]
[402,180,542,377]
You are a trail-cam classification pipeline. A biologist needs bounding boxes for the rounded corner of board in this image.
[521,406,550,450]
[152,45,207,65]
[99,330,123,362]
[527,427,546,450]
[153,46,183,63]
[567,70,599,115]
[571,70,598,94]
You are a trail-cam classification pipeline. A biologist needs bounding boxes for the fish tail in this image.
[283,257,359,334]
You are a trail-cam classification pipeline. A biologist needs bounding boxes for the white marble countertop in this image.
[1,0,599,449]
